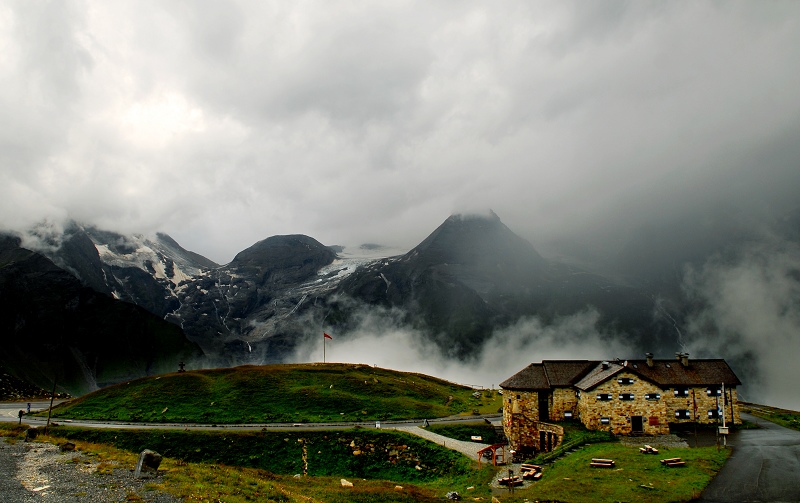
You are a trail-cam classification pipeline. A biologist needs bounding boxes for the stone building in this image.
[500,354,741,453]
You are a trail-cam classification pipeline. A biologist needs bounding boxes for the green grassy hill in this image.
[48,363,502,424]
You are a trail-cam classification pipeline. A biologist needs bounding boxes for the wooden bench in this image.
[497,476,523,486]
[590,458,615,468]
[640,445,659,454]
[660,457,685,467]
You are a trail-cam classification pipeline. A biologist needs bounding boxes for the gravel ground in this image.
[618,434,690,449]
[0,438,182,503]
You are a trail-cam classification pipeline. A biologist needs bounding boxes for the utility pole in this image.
[45,374,57,435]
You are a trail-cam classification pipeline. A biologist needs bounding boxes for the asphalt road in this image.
[0,400,500,432]
[698,412,800,503]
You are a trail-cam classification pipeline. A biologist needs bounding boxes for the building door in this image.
[538,393,550,421]
[631,416,644,434]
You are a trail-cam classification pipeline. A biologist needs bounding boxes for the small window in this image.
[600,417,611,425]
[645,393,661,401]
[617,377,634,385]
[619,393,635,401]
[516,395,521,400]
[706,387,721,397]
[675,409,691,419]
[576,390,581,399]
[564,411,573,419]
[674,387,689,397]
[597,393,612,401]
[708,409,720,419]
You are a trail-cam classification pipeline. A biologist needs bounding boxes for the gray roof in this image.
[499,363,549,390]
[574,362,626,391]
[502,358,742,392]
[627,359,741,387]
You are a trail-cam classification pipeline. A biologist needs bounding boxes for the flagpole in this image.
[324,336,326,363]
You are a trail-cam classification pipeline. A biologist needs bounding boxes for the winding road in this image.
[6,404,800,501]
[0,401,496,460]
[698,412,800,503]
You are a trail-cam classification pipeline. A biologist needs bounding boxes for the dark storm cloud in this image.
[0,0,798,266]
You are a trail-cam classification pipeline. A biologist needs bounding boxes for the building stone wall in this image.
[502,390,565,453]
[663,385,740,426]
[551,387,578,421]
[576,370,670,435]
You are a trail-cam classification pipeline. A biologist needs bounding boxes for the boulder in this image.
[340,479,353,488]
[135,449,163,478]
[59,442,76,452]
[25,427,39,441]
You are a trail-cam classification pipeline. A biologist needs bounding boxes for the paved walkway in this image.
[391,425,490,460]
[699,412,800,503]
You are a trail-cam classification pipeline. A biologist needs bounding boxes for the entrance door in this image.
[631,416,644,434]
[538,392,550,421]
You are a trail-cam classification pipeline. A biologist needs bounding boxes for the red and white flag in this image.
[324,332,333,340]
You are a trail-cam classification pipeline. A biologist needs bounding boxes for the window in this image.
[674,387,689,397]
[706,387,721,397]
[708,409,720,419]
[564,411,573,419]
[619,393,635,401]
[617,377,634,385]
[600,417,611,425]
[675,409,691,419]
[597,393,612,401]
[645,393,661,401]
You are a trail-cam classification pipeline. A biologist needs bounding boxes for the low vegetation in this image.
[425,421,504,444]
[741,402,800,431]
[0,423,495,502]
[45,363,502,424]
[529,421,615,465]
[499,442,730,503]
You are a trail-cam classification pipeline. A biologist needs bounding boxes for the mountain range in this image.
[3,209,793,396]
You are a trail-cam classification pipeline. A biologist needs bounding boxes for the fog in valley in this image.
[2,1,800,408]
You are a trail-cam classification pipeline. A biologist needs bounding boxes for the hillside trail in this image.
[391,425,490,461]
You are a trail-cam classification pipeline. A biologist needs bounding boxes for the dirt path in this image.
[391,425,490,460]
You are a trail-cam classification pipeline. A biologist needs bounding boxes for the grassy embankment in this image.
[499,441,729,503]
[1,423,494,502]
[46,363,503,424]
[741,401,800,431]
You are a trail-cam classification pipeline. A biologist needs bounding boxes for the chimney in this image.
[646,353,654,368]
[601,361,609,370]
[681,353,689,367]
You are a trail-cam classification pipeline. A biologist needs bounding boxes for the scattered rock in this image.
[394,485,403,490]
[340,479,353,487]
[25,427,39,441]
[446,491,461,500]
[59,442,76,452]
[134,449,163,478]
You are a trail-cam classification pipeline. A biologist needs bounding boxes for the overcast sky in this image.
[2,1,799,264]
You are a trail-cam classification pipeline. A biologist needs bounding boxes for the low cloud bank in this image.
[683,235,800,411]
[291,304,628,389]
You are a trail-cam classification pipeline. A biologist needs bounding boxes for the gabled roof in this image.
[499,363,549,390]
[575,362,626,391]
[627,359,741,387]
[542,360,597,386]
[502,358,742,392]
[500,360,595,390]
